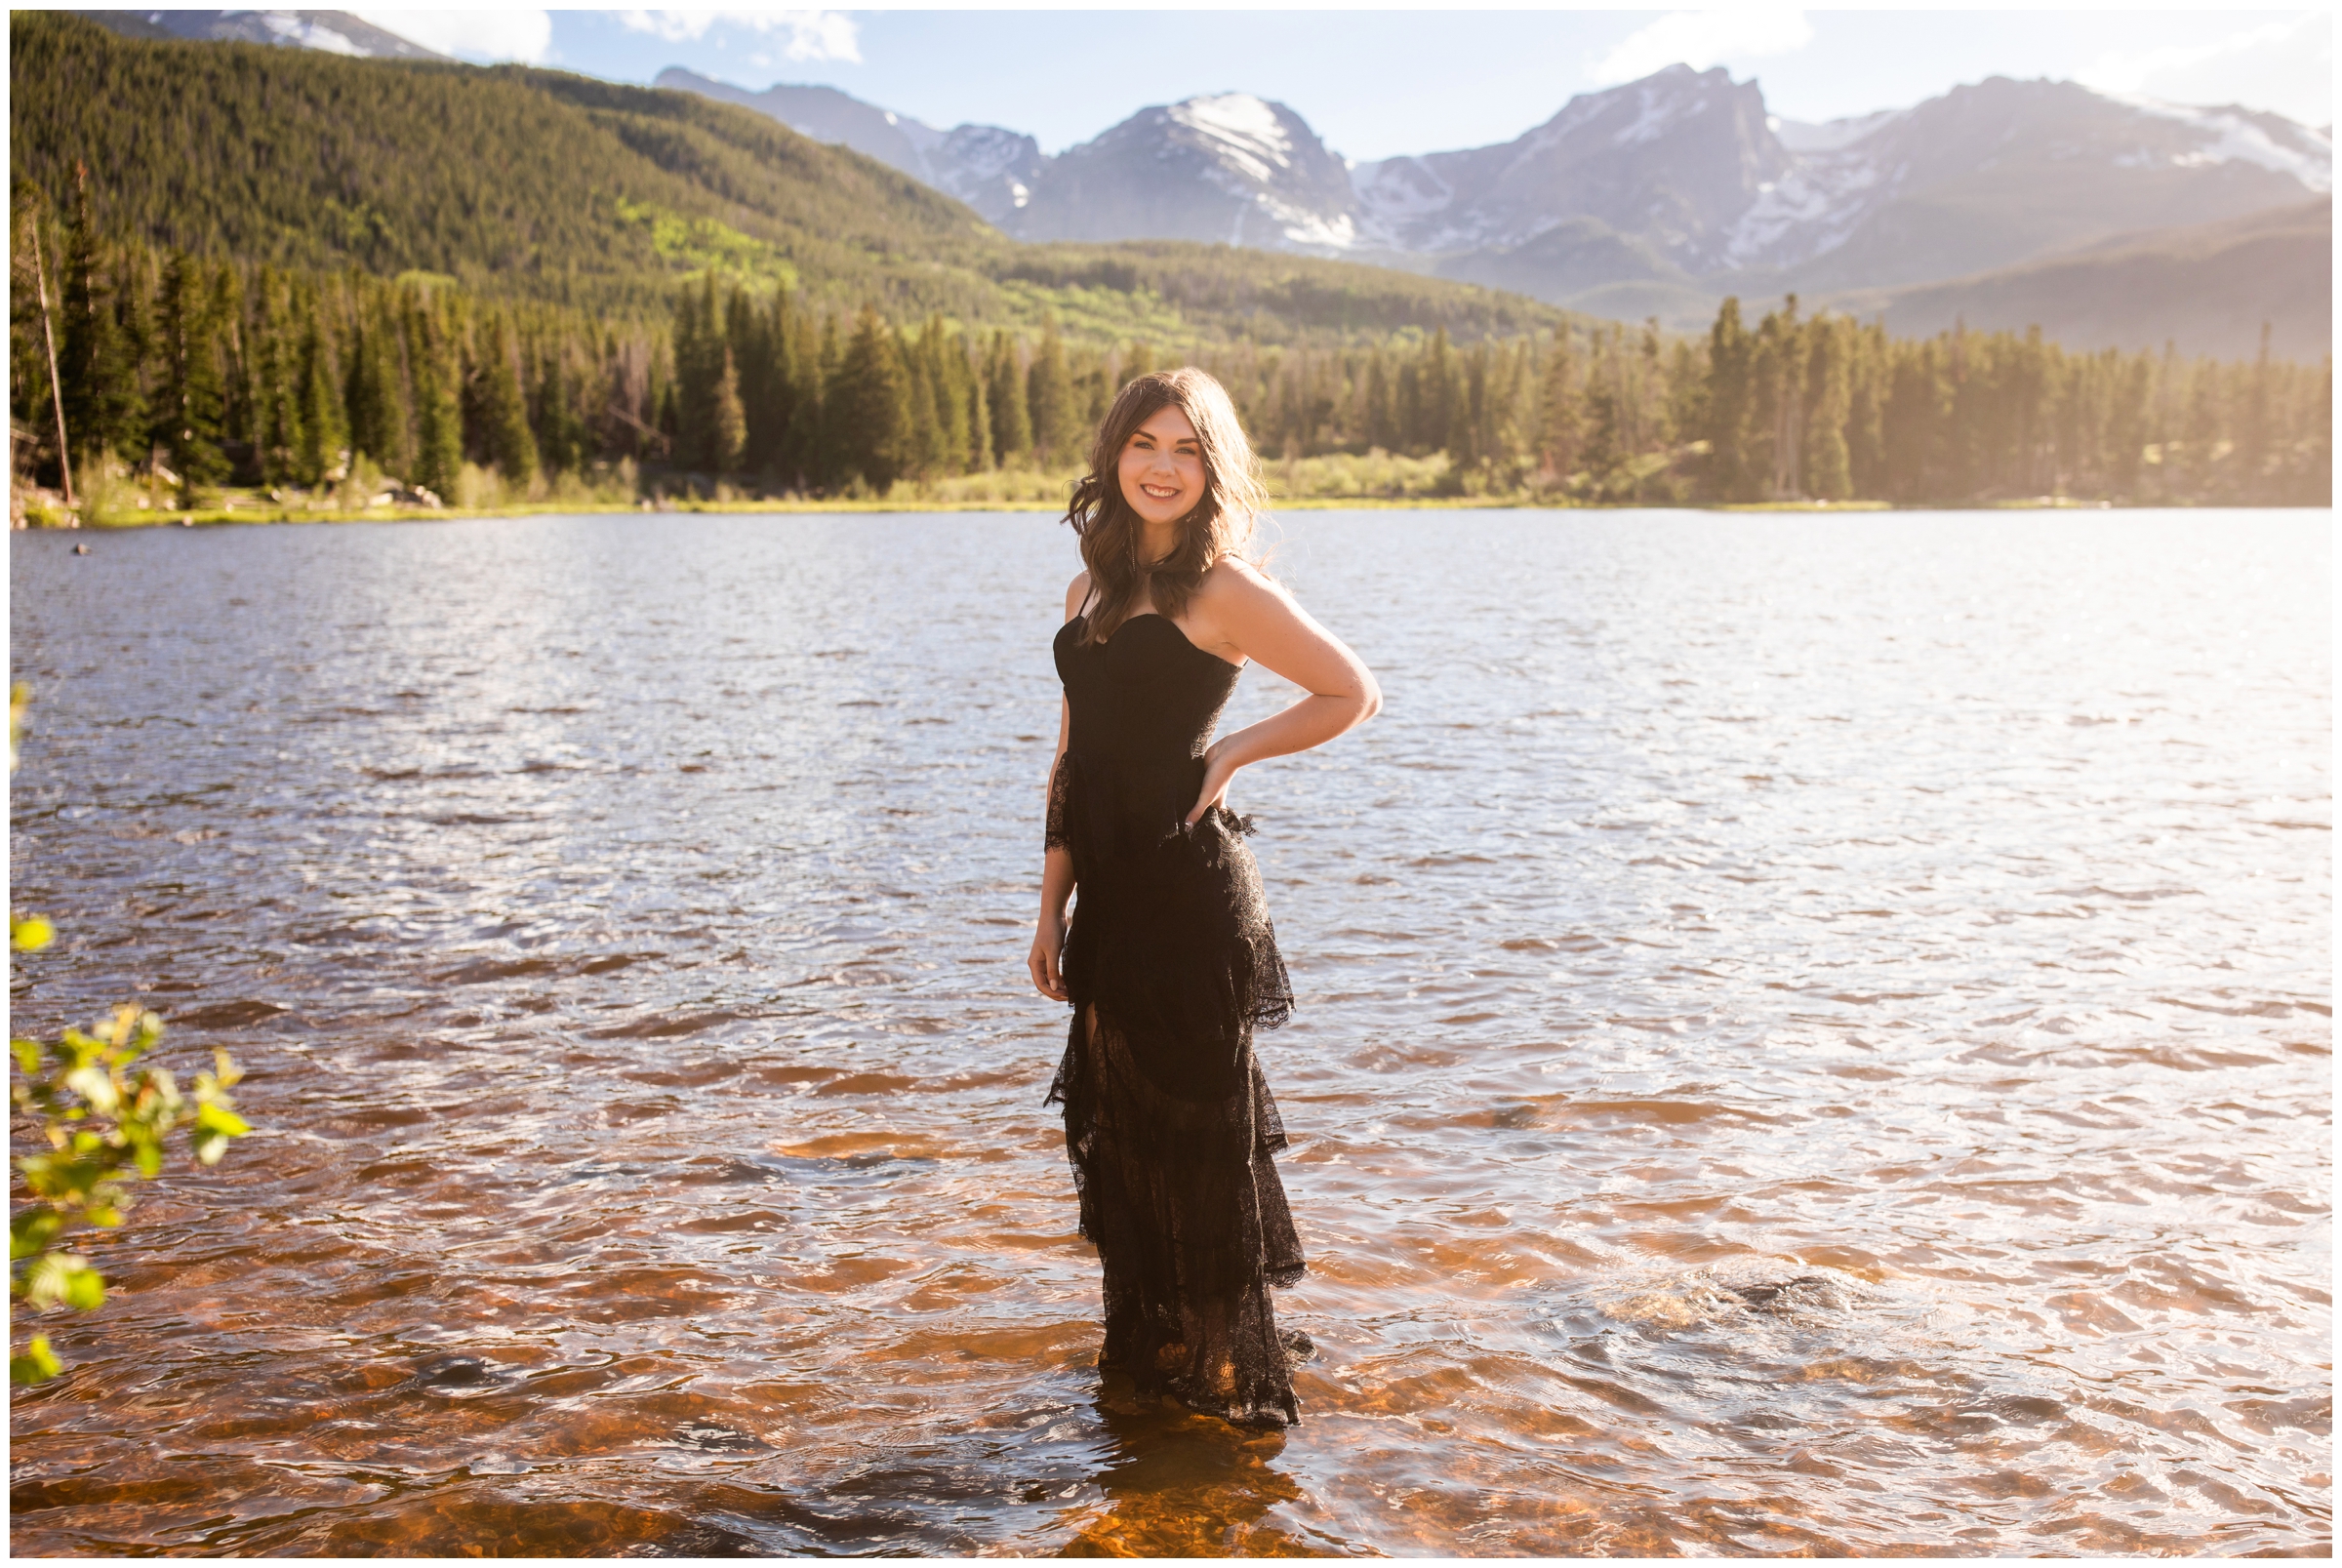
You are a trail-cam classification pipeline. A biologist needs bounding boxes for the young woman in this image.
[1028,368,1380,1427]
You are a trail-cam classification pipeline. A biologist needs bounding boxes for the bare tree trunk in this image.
[27,218,75,507]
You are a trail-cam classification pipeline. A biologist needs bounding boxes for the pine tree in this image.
[720,284,761,469]
[669,276,723,472]
[2181,353,2221,499]
[1801,315,1853,501]
[1540,330,1581,481]
[55,178,141,463]
[961,334,991,472]
[1703,298,1756,502]
[921,317,968,476]
[1500,338,1539,478]
[903,323,944,479]
[1581,337,1622,490]
[741,288,793,476]
[1420,328,1458,457]
[247,267,301,485]
[1362,348,1397,453]
[1075,359,1110,437]
[345,295,412,477]
[151,252,229,500]
[479,311,539,485]
[988,331,1031,466]
[1455,342,1492,469]
[113,246,156,459]
[1027,318,1074,463]
[1843,323,1889,498]
[406,295,462,499]
[710,344,747,474]
[292,287,343,486]
[794,311,842,489]
[828,305,909,492]
[787,309,830,479]
[1394,358,1423,452]
[1749,297,1804,499]
[1880,340,1947,503]
[533,341,580,477]
[212,262,251,462]
[2240,321,2274,485]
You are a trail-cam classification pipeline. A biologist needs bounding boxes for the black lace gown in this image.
[1044,610,1304,1427]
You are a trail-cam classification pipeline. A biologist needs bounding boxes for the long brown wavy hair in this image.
[1064,368,1270,645]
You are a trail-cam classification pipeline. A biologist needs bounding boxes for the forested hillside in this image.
[8,11,1564,345]
[7,11,2327,513]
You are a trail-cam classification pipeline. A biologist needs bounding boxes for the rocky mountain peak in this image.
[1010,92,1359,248]
[1354,64,1791,268]
[652,67,1042,226]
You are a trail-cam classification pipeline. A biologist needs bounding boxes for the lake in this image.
[8,508,2329,1555]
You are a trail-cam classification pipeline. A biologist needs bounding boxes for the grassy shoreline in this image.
[17,494,2204,531]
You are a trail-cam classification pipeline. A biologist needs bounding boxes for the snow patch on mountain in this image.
[1721,156,1890,268]
[1168,94,1297,185]
[258,13,364,56]
[1243,202,1357,250]
[2108,96,2333,192]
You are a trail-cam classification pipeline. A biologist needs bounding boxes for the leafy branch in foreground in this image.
[10,686,54,954]
[10,1009,249,1383]
[7,680,252,1385]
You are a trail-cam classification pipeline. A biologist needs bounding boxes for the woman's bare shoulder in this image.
[1198,553,1285,608]
[1063,569,1092,621]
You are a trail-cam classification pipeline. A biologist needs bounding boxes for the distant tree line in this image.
[12,190,2328,508]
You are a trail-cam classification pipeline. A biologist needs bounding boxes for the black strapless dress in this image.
[1045,611,1304,1427]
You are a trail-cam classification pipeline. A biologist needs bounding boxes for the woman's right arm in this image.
[1030,693,1074,1002]
[1028,570,1089,1003]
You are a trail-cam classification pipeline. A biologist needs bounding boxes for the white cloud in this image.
[618,9,862,63]
[2078,15,2331,122]
[350,9,553,64]
[2079,20,2293,95]
[1591,9,1813,87]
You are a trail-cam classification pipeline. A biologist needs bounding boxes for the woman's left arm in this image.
[1187,560,1381,824]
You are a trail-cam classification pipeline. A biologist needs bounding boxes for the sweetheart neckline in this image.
[1070,612,1245,671]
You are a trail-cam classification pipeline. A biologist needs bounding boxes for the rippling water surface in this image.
[9,509,2330,1556]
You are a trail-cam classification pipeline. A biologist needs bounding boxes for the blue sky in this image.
[350,8,2334,159]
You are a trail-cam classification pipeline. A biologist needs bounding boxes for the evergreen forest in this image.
[7,11,2329,513]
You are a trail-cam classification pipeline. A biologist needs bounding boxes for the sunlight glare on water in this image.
[8,509,2330,1555]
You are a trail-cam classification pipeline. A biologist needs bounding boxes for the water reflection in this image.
[8,509,2328,1555]
[1064,1400,1306,1556]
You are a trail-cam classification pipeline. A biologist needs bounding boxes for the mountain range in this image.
[659,60,2331,359]
[66,11,2333,359]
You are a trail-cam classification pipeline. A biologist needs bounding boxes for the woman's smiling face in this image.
[1116,404,1206,532]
